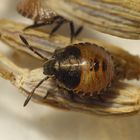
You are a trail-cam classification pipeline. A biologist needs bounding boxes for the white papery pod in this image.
[0,19,140,115]
[46,0,140,39]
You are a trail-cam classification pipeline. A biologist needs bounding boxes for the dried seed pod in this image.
[0,55,140,115]
[0,19,140,115]
[46,0,140,39]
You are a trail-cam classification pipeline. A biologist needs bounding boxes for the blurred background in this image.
[0,0,140,140]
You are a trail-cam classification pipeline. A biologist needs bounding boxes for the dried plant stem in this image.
[0,19,140,115]
[0,55,140,115]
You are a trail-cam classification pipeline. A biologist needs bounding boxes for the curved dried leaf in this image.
[0,19,140,115]
[46,0,140,39]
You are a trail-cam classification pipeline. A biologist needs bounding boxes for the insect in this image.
[17,0,83,42]
[19,35,114,106]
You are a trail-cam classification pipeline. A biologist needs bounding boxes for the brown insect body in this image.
[44,43,114,96]
[19,36,114,105]
[17,0,58,23]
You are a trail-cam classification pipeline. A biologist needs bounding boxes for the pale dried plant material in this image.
[46,0,140,39]
[0,19,140,115]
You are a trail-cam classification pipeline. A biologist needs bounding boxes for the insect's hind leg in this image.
[43,90,51,99]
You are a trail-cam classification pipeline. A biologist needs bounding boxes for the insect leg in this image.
[24,16,63,31]
[43,90,51,99]
[69,22,75,43]
[24,22,48,31]
[24,76,49,107]
[74,26,83,38]
[19,35,48,60]
[50,20,65,37]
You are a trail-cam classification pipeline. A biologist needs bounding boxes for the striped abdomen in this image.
[74,43,114,95]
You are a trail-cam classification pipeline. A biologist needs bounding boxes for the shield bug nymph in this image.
[17,0,83,42]
[19,35,114,106]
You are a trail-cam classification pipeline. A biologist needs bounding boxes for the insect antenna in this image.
[24,76,49,107]
[19,35,48,60]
